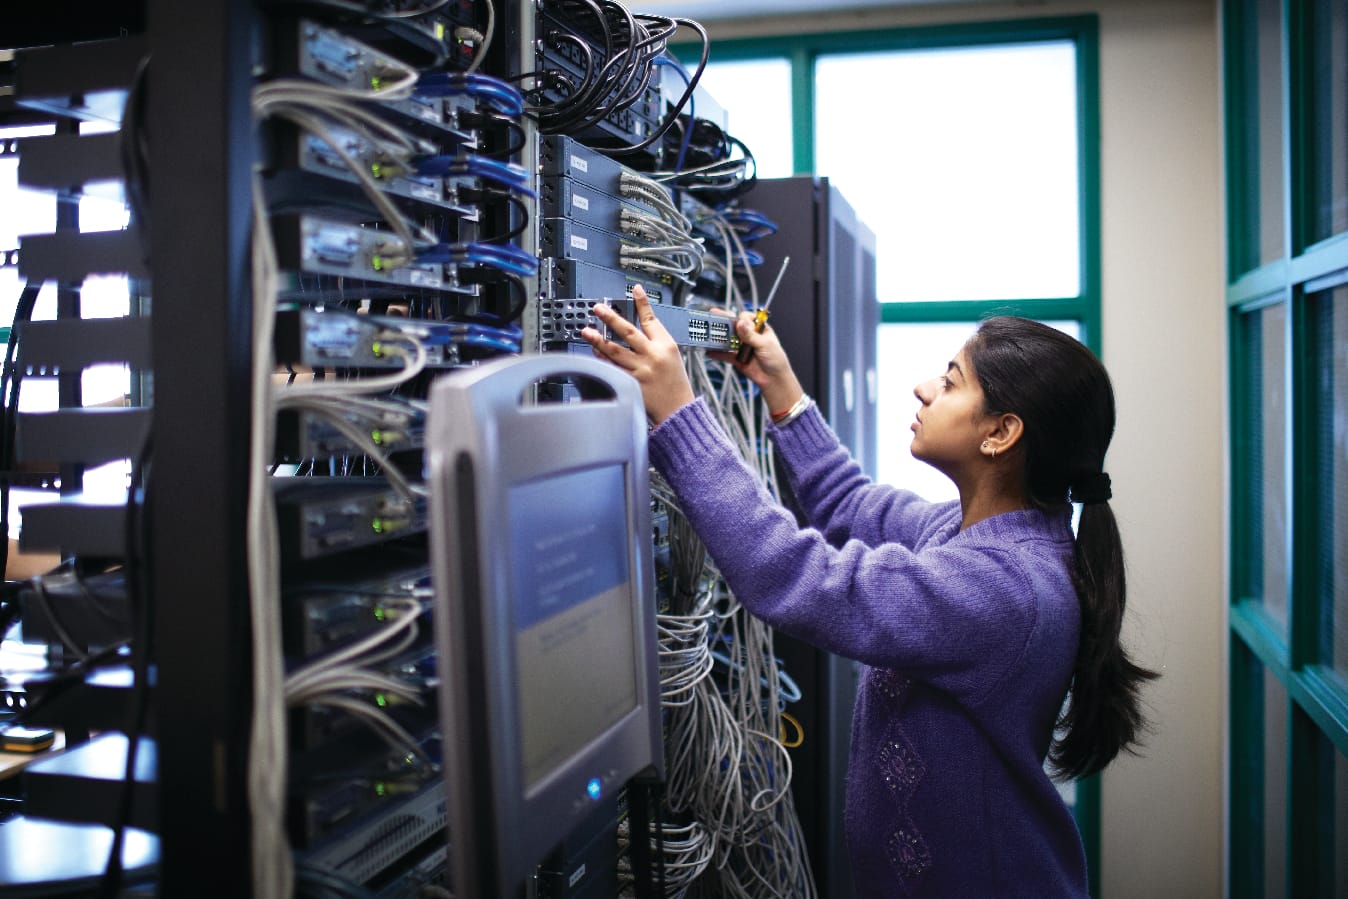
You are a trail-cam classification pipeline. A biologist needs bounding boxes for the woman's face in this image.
[909,344,994,475]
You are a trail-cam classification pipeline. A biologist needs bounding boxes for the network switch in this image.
[538,298,740,352]
[271,214,445,292]
[276,20,460,139]
[281,558,430,660]
[276,405,426,463]
[274,306,462,370]
[274,478,428,560]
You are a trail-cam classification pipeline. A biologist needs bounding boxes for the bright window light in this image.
[696,58,794,178]
[816,41,1081,302]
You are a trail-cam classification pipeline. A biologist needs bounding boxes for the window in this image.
[1225,0,1348,893]
[815,41,1080,303]
[695,58,794,179]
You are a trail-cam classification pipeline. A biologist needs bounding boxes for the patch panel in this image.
[540,175,670,235]
[543,257,668,307]
[540,134,628,197]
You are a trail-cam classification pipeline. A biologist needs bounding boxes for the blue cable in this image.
[653,55,694,172]
[416,72,525,115]
[725,209,779,239]
[416,154,536,196]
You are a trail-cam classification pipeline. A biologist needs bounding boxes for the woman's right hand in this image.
[708,313,806,417]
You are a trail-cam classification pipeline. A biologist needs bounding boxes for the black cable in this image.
[478,113,526,159]
[607,18,709,156]
[534,0,624,132]
[473,191,529,242]
[27,575,90,662]
[119,54,151,266]
[1,280,43,584]
[457,270,526,326]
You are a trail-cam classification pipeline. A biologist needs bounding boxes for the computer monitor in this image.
[427,354,662,898]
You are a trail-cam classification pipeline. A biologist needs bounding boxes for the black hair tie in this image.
[1070,472,1112,505]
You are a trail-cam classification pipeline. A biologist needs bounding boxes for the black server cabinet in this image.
[742,175,877,899]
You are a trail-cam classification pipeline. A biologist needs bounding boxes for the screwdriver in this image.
[735,255,790,364]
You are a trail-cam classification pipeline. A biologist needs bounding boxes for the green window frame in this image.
[681,14,1104,895]
[1225,0,1348,896]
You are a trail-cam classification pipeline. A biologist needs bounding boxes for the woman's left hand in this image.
[580,284,695,425]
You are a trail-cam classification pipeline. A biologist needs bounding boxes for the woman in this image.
[580,286,1155,897]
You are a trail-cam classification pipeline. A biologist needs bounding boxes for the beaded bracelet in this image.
[770,394,812,427]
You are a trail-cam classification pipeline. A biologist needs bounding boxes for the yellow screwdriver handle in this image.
[735,309,770,364]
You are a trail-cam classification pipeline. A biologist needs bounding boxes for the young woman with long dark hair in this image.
[581,287,1156,897]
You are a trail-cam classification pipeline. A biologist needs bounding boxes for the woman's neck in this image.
[957,477,1031,531]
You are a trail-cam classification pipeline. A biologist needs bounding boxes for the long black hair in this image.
[967,316,1157,780]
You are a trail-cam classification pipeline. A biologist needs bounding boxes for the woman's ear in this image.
[984,412,1024,456]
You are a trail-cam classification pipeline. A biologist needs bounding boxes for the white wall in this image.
[1093,4,1224,897]
[702,2,1227,895]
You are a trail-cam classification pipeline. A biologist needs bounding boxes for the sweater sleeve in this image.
[769,401,949,551]
[649,399,1055,702]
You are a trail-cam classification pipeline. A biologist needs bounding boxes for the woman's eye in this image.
[941,376,953,389]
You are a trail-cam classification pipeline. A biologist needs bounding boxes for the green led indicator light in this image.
[372,518,385,534]
[375,693,388,708]
[375,782,387,797]
[371,429,384,445]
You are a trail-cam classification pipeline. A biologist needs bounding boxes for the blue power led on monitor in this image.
[427,355,662,899]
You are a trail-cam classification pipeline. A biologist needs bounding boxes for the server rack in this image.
[0,10,871,897]
[740,175,878,899]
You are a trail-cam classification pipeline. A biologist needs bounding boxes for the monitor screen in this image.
[508,463,638,790]
[427,353,661,899]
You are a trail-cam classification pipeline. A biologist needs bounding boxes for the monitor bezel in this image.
[428,355,662,899]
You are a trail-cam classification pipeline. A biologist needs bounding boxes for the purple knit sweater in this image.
[648,398,1089,898]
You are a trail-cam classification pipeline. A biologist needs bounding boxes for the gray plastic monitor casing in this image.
[426,354,662,898]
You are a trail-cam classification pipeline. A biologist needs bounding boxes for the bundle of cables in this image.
[635,226,816,896]
[255,70,536,324]
[649,124,758,206]
[523,1,709,155]
[250,53,452,894]
[617,170,704,289]
[284,592,435,767]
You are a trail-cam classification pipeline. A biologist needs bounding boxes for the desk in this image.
[0,730,65,780]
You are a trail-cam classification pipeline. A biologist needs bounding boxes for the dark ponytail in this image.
[967,317,1157,780]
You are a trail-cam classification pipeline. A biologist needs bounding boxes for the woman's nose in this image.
[914,380,933,403]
